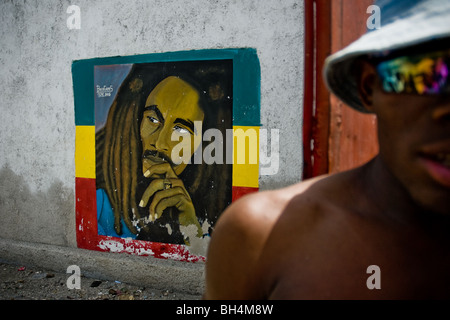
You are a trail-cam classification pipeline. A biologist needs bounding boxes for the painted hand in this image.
[139,162,203,238]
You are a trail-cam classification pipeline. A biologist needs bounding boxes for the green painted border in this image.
[72,48,261,126]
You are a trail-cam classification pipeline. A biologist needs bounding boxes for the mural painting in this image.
[73,49,260,261]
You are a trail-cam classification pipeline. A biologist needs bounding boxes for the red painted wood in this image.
[303,0,332,179]
[302,0,315,179]
[328,0,379,173]
[303,0,379,178]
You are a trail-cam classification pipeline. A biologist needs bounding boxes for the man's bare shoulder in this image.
[211,175,330,252]
[204,169,372,299]
[209,172,348,246]
[222,177,324,226]
[204,175,335,299]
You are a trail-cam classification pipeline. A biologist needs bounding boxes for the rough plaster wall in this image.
[0,0,304,247]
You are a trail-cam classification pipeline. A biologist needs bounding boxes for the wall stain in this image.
[0,165,75,247]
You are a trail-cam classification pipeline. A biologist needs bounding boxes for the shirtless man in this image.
[204,0,450,299]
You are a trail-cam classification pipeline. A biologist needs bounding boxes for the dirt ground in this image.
[0,262,201,300]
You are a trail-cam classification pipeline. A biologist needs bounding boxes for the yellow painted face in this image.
[140,76,204,176]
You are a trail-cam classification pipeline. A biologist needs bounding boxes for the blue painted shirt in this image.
[96,188,136,239]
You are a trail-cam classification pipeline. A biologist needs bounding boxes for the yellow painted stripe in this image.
[75,126,96,179]
[232,126,259,188]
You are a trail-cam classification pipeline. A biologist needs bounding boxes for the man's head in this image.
[324,0,450,113]
[140,76,205,177]
[357,44,450,214]
[323,0,450,215]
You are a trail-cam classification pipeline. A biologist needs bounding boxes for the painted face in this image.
[370,69,450,215]
[140,76,204,177]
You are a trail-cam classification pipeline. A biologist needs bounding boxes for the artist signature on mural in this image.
[96,85,114,98]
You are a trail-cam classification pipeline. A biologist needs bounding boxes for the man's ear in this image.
[355,59,377,112]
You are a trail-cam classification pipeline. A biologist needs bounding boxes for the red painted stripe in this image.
[75,177,98,251]
[232,186,259,201]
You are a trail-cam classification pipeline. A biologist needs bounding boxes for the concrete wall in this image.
[0,0,304,292]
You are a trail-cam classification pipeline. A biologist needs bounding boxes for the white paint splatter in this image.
[97,238,155,256]
[180,221,211,257]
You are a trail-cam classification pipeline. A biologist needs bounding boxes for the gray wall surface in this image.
[0,0,304,252]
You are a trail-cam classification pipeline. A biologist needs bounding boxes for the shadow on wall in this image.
[0,165,75,247]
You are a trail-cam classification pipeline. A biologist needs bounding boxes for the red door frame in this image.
[302,0,331,179]
[303,0,378,179]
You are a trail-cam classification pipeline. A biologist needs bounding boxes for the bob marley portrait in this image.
[95,60,233,245]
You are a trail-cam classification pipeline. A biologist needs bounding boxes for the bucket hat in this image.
[323,0,450,113]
